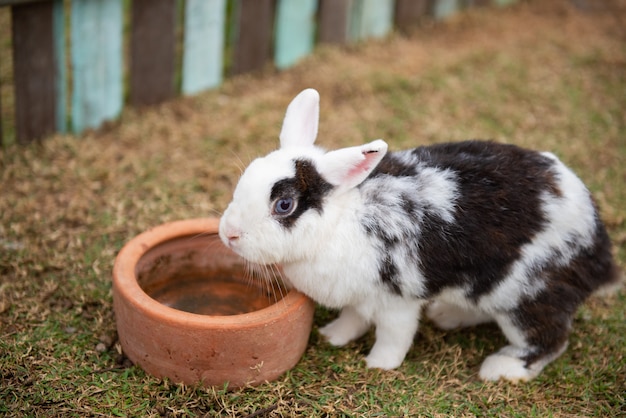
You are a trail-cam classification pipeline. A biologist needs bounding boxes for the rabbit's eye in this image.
[273,197,296,216]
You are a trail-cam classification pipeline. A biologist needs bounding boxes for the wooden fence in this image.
[0,0,517,145]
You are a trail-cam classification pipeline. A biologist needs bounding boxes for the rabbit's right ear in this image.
[279,89,320,149]
[318,139,388,192]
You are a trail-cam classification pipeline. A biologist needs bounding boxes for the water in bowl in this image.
[145,275,280,316]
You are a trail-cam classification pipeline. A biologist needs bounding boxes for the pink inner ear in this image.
[346,151,378,181]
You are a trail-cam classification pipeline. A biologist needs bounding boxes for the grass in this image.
[1,0,625,416]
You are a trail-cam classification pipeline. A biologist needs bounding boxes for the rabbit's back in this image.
[359,140,616,306]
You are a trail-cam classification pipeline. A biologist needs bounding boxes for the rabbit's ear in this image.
[318,139,388,191]
[279,89,320,149]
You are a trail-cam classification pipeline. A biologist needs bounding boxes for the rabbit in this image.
[219,88,619,382]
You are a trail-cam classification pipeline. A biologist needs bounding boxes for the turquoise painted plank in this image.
[349,0,395,42]
[434,0,461,20]
[71,0,123,134]
[274,0,318,70]
[348,0,363,42]
[182,0,226,95]
[361,0,394,39]
[53,0,66,133]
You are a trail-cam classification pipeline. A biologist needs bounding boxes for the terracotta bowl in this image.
[112,218,315,388]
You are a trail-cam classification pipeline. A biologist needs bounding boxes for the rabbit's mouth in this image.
[220,233,281,266]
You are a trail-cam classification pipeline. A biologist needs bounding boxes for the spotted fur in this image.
[219,89,619,381]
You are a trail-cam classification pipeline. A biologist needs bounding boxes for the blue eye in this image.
[274,197,295,216]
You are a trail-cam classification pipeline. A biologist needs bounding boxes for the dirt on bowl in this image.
[112,218,315,388]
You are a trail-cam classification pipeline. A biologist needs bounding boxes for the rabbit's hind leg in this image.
[479,307,571,382]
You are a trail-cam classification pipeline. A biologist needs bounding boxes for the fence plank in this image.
[0,74,3,145]
[349,0,395,42]
[274,0,318,70]
[318,0,351,44]
[182,0,226,95]
[130,0,176,106]
[11,1,57,143]
[231,0,275,75]
[394,0,431,33]
[71,0,123,134]
[434,0,461,19]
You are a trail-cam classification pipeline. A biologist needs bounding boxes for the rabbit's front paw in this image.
[365,346,404,370]
[319,321,353,346]
[319,309,370,346]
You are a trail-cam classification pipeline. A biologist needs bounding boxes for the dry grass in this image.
[1,0,625,416]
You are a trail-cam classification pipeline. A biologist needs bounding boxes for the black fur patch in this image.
[380,254,402,295]
[370,153,417,178]
[512,213,618,367]
[361,140,569,299]
[270,159,333,229]
[412,141,563,299]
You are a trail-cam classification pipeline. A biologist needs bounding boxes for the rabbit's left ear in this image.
[318,139,388,192]
[279,89,320,149]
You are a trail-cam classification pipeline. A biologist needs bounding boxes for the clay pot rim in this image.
[113,218,307,330]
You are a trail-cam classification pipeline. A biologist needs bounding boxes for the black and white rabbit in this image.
[219,89,618,381]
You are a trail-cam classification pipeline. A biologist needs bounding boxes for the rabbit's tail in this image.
[592,263,623,298]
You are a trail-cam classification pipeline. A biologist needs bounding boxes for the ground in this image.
[1,0,625,416]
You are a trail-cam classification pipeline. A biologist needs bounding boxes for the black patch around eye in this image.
[270,159,334,229]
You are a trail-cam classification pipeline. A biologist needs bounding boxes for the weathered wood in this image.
[274,0,318,69]
[181,0,226,95]
[318,0,351,44]
[349,0,395,42]
[231,0,275,75]
[394,0,431,33]
[130,0,176,106]
[0,76,3,145]
[11,0,57,143]
[0,0,45,6]
[433,0,462,20]
[71,0,123,133]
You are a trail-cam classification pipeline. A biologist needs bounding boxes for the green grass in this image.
[1,1,625,416]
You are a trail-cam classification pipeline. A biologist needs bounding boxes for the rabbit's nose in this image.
[222,225,242,246]
[218,218,242,248]
[226,231,240,244]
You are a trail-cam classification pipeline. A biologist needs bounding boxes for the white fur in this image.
[479,342,568,381]
[426,299,493,330]
[280,199,381,308]
[319,296,425,370]
[279,88,319,149]
[479,351,534,382]
[319,306,370,346]
[415,165,459,223]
